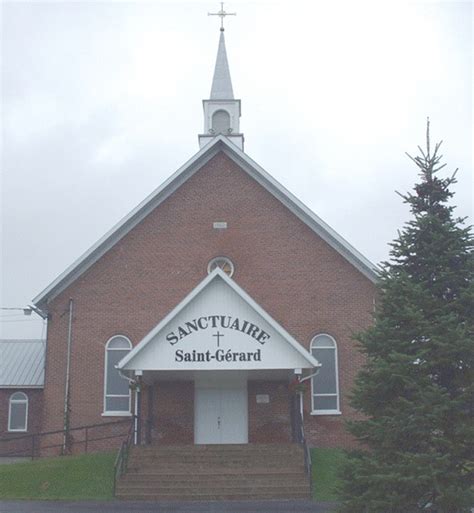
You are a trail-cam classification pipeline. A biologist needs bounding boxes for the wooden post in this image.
[146,385,153,445]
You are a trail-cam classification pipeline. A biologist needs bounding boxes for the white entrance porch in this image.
[117,268,319,445]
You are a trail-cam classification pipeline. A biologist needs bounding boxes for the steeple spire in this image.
[199,3,244,150]
[210,31,234,100]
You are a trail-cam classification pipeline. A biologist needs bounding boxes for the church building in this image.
[1,15,377,463]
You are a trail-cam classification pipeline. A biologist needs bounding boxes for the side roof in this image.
[33,136,378,310]
[0,339,46,388]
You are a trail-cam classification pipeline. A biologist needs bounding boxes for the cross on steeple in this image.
[208,2,236,31]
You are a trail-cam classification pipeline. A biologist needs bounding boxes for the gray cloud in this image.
[1,1,472,338]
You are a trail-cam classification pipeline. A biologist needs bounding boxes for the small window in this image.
[311,334,340,414]
[8,392,28,432]
[104,336,132,415]
[212,110,231,134]
[208,256,234,277]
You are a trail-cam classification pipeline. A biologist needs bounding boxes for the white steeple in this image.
[199,5,243,150]
[210,31,234,100]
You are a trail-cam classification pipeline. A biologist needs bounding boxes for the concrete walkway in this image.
[0,500,338,513]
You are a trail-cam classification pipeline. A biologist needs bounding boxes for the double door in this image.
[194,382,248,444]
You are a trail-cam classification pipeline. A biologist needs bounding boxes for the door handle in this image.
[217,416,221,429]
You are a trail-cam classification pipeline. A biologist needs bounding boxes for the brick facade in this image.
[35,150,375,451]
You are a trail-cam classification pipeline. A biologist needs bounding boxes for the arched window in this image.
[311,334,340,414]
[212,110,231,134]
[104,336,132,415]
[8,392,28,432]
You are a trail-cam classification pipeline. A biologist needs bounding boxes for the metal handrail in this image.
[294,394,313,494]
[0,418,132,458]
[113,416,136,496]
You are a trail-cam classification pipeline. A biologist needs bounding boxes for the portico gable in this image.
[118,268,319,374]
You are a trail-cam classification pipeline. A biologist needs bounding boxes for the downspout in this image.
[299,369,320,421]
[63,298,73,454]
[118,370,139,445]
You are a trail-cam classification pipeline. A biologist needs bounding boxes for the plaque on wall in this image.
[256,394,270,404]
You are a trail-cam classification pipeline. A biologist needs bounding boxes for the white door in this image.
[194,383,248,444]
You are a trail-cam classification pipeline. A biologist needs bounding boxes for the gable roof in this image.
[118,268,320,371]
[0,339,46,388]
[33,136,378,310]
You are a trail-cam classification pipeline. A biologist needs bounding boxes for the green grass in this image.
[0,452,115,500]
[311,447,346,501]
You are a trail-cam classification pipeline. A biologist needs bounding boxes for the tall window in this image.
[311,334,340,414]
[8,392,28,432]
[104,336,132,415]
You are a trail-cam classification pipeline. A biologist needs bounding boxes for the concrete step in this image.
[116,482,310,491]
[133,443,300,451]
[117,478,307,489]
[127,458,303,467]
[116,491,311,501]
[127,453,303,462]
[122,470,305,481]
[131,447,303,457]
[126,464,306,474]
[117,444,310,501]
[130,447,302,454]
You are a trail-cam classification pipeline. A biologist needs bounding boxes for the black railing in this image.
[113,416,136,495]
[292,394,313,494]
[0,418,133,459]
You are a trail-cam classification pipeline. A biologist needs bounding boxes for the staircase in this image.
[115,443,311,501]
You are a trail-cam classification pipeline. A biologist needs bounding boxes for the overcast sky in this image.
[1,0,472,339]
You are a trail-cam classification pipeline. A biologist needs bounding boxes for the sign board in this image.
[121,272,317,372]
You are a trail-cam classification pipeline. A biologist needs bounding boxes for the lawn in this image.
[311,447,346,501]
[0,452,115,500]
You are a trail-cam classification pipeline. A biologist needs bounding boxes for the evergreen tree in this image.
[339,122,474,513]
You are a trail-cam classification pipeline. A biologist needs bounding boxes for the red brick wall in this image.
[248,381,292,443]
[147,382,194,445]
[41,151,375,449]
[0,388,43,456]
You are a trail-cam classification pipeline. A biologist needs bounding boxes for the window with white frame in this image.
[311,334,340,414]
[104,335,132,415]
[8,392,28,432]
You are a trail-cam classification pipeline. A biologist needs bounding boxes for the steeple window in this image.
[212,110,231,134]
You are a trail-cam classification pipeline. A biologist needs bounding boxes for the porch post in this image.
[134,371,143,445]
[146,384,153,445]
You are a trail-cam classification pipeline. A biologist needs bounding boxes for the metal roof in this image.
[0,340,46,388]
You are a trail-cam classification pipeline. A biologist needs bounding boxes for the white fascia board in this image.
[117,268,320,370]
[33,135,377,309]
[219,144,379,282]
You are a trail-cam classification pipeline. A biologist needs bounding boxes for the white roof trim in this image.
[219,142,378,281]
[33,136,377,309]
[118,268,320,370]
